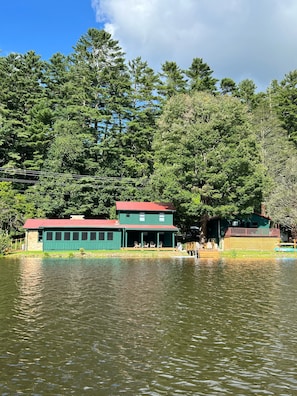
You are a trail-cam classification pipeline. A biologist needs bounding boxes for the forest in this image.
[1,28,297,242]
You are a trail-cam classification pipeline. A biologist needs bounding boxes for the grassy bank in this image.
[5,249,189,259]
[221,249,297,259]
[4,248,297,260]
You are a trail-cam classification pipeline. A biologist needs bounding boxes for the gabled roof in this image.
[116,201,175,212]
[23,218,120,230]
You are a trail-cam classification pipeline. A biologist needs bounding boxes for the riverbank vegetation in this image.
[3,249,297,261]
[1,28,297,241]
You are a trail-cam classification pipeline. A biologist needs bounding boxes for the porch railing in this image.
[224,227,280,238]
[10,238,25,251]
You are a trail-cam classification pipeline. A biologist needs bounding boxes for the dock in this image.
[185,242,220,258]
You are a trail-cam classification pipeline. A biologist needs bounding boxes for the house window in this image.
[56,232,62,240]
[90,232,96,240]
[73,232,79,240]
[46,232,53,241]
[159,213,165,222]
[38,230,43,242]
[139,212,145,222]
[99,232,105,240]
[107,232,113,241]
[82,232,88,240]
[64,232,70,240]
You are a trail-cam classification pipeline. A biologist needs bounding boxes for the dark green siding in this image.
[43,229,121,251]
[118,212,173,225]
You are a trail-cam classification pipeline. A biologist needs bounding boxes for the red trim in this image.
[23,219,178,232]
[24,219,120,229]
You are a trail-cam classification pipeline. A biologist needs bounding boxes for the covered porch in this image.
[121,225,178,248]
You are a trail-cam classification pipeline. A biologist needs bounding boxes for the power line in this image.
[0,167,148,187]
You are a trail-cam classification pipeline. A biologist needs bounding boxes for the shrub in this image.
[0,231,11,255]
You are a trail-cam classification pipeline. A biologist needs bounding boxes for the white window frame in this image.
[139,212,145,222]
[159,212,165,222]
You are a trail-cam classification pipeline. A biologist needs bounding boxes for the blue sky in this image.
[0,1,98,58]
[1,0,297,91]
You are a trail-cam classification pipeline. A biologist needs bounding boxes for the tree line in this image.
[1,28,297,240]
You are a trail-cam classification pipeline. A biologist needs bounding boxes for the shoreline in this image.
[3,249,297,260]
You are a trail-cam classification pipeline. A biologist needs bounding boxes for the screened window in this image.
[107,232,113,241]
[56,231,62,240]
[73,232,79,240]
[46,232,53,241]
[159,213,165,222]
[64,232,70,240]
[139,212,145,222]
[82,232,88,240]
[99,232,105,240]
[90,232,96,240]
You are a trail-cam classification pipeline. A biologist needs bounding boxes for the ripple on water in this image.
[1,257,297,395]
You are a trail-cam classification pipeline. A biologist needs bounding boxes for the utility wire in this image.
[0,167,148,187]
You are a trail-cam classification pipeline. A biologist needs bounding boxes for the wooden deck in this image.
[186,249,220,259]
[185,242,220,258]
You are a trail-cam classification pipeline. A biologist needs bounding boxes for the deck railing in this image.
[224,227,280,238]
[10,238,25,251]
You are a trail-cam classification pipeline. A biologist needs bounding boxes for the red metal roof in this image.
[23,218,178,232]
[116,201,175,212]
[23,218,120,229]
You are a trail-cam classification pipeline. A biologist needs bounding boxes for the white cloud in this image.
[92,0,297,90]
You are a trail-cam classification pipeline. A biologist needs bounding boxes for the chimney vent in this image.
[70,215,85,220]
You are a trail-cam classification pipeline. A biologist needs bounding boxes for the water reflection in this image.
[0,257,297,395]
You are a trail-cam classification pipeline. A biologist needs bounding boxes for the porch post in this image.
[141,232,144,247]
[157,232,160,248]
[172,232,175,248]
[218,219,221,246]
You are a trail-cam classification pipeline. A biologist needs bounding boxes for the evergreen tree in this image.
[220,78,237,95]
[123,57,160,177]
[71,28,131,174]
[158,61,187,99]
[236,79,258,110]
[185,58,218,94]
[272,70,297,144]
[0,51,47,169]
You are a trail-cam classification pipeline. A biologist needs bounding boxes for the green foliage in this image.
[0,231,10,255]
[266,158,297,237]
[123,57,160,177]
[236,79,258,109]
[185,58,218,93]
[158,61,187,99]
[0,182,36,235]
[220,78,237,95]
[272,70,297,145]
[0,51,47,169]
[1,27,297,232]
[152,92,263,227]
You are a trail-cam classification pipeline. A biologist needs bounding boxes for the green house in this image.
[23,202,178,251]
[116,201,177,248]
[206,213,280,250]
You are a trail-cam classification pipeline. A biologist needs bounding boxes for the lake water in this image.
[1,257,297,395]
